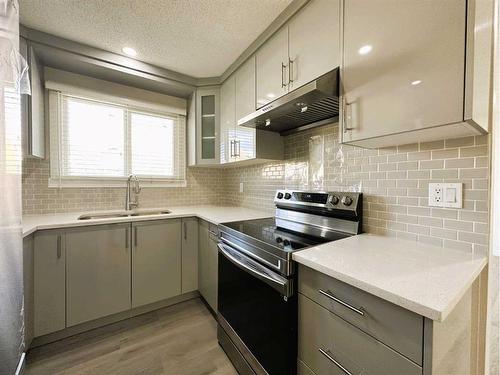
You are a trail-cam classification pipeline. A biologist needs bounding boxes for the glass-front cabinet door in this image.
[196,88,220,165]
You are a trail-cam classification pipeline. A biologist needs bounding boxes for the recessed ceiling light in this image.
[266,93,276,99]
[122,47,137,57]
[411,80,422,86]
[358,45,373,55]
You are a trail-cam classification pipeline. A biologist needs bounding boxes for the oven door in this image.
[217,242,297,375]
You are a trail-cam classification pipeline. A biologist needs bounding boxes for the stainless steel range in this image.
[217,190,363,375]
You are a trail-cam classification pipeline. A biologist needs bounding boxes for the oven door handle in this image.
[218,243,293,298]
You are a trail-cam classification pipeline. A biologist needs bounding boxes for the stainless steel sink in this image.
[78,209,171,220]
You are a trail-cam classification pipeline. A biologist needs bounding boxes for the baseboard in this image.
[31,291,200,348]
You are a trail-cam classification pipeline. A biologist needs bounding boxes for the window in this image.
[50,92,186,187]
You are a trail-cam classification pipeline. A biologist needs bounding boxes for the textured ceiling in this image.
[19,0,292,78]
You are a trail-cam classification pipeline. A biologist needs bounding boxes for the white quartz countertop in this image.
[22,205,271,237]
[292,233,487,322]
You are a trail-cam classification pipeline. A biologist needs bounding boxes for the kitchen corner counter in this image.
[22,205,271,238]
[293,233,488,322]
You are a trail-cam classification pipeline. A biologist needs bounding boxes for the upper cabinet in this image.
[188,87,220,166]
[256,28,289,108]
[288,0,341,90]
[256,0,340,108]
[340,0,492,148]
[220,56,284,165]
[20,37,45,159]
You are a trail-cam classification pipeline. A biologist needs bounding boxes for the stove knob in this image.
[341,196,353,206]
[277,192,284,199]
[283,239,290,247]
[284,193,292,200]
[330,195,340,205]
[276,237,283,243]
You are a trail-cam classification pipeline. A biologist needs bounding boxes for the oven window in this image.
[218,252,297,374]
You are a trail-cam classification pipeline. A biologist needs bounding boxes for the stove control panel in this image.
[274,190,362,213]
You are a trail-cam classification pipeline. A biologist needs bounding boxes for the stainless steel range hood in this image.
[238,68,339,134]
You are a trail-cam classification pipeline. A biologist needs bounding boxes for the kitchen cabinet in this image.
[23,234,34,346]
[220,75,237,164]
[256,27,289,108]
[256,0,340,107]
[288,0,340,90]
[66,224,131,326]
[132,220,182,308]
[298,265,483,375]
[20,37,45,158]
[33,230,66,336]
[198,220,218,312]
[182,217,199,293]
[195,87,220,165]
[340,0,492,148]
[220,56,284,164]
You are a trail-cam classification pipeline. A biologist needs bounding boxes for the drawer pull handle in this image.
[318,348,354,375]
[318,289,365,316]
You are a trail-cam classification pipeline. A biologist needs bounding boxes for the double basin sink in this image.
[78,208,171,220]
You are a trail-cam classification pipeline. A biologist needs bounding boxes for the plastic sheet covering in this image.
[1,1,28,374]
[0,0,29,95]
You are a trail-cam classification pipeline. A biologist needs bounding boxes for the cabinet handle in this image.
[318,348,354,375]
[235,140,240,157]
[288,58,294,84]
[56,235,62,259]
[134,226,138,247]
[281,62,287,88]
[229,140,234,158]
[125,228,129,249]
[343,99,357,131]
[184,222,187,240]
[318,289,365,316]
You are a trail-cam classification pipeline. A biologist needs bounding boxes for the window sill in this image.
[48,178,187,188]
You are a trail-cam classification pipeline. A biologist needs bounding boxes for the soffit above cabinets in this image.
[18,0,293,78]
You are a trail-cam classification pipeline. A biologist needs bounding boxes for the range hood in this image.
[238,68,339,134]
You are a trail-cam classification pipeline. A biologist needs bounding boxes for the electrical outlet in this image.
[239,182,244,193]
[429,183,462,208]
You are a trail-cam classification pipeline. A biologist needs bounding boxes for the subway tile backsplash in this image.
[221,124,490,254]
[23,123,490,254]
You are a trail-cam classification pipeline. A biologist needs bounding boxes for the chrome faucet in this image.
[125,174,141,211]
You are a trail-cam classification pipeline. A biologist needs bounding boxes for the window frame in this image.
[49,91,187,188]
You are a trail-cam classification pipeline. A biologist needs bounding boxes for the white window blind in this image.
[50,92,186,187]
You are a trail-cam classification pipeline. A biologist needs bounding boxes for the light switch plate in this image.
[428,183,462,208]
[239,182,244,193]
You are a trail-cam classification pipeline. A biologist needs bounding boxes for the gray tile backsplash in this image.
[23,122,490,254]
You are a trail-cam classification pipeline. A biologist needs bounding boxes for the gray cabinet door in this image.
[182,217,199,294]
[132,220,182,308]
[288,0,340,90]
[20,37,45,159]
[33,230,66,336]
[299,294,421,375]
[198,220,218,311]
[341,0,466,144]
[220,75,236,164]
[256,26,289,108]
[66,224,131,326]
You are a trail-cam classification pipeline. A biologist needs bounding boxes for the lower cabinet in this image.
[182,217,199,293]
[198,219,218,311]
[66,223,131,327]
[132,220,182,308]
[33,230,66,337]
[30,217,209,338]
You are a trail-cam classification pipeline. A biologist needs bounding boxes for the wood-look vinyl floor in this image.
[26,298,238,375]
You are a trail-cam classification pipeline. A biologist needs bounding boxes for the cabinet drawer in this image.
[299,294,421,375]
[299,265,423,365]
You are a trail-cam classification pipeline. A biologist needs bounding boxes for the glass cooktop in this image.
[222,217,351,253]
